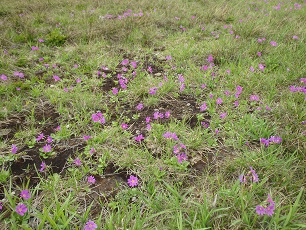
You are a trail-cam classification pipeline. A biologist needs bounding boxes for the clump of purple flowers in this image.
[239,167,259,184]
[92,112,106,124]
[260,136,282,147]
[256,194,275,216]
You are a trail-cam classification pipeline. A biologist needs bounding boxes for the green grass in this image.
[0,0,306,229]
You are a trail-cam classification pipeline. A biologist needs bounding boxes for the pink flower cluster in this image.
[260,136,282,147]
[239,167,259,183]
[256,194,275,216]
[91,112,106,124]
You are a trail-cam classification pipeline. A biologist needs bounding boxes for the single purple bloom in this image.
[250,66,255,72]
[220,112,227,119]
[234,101,239,107]
[149,87,158,95]
[135,134,144,142]
[31,46,39,51]
[258,63,265,71]
[146,123,152,131]
[84,220,98,230]
[47,136,53,143]
[74,158,82,166]
[15,203,27,216]
[163,132,172,138]
[121,123,128,130]
[239,174,246,183]
[121,59,129,66]
[38,38,44,42]
[256,205,266,215]
[265,205,275,216]
[0,202,2,210]
[224,90,230,96]
[207,54,214,63]
[36,133,45,142]
[1,74,8,81]
[216,98,223,105]
[89,148,95,155]
[177,153,188,163]
[166,55,172,60]
[76,78,81,83]
[42,144,52,153]
[88,176,96,184]
[178,74,184,82]
[127,175,138,187]
[53,75,61,82]
[83,135,91,141]
[130,61,137,69]
[200,103,207,111]
[236,85,243,92]
[257,52,262,57]
[136,103,143,110]
[112,87,118,95]
[260,138,269,147]
[153,112,160,119]
[145,117,151,123]
[270,41,277,46]
[250,167,259,182]
[39,162,46,172]
[165,111,170,118]
[179,83,185,91]
[201,121,209,128]
[11,144,18,154]
[20,190,31,200]
[147,66,153,73]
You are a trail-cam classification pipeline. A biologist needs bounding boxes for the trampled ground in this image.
[0,0,305,229]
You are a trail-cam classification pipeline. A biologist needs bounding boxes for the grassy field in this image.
[0,0,305,229]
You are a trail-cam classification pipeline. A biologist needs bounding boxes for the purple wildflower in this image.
[220,112,227,119]
[207,54,214,63]
[269,136,282,144]
[250,95,260,101]
[121,123,128,130]
[200,103,207,111]
[256,205,266,215]
[121,59,129,66]
[130,61,137,69]
[74,158,82,166]
[91,112,106,124]
[53,75,61,81]
[84,220,97,230]
[166,55,172,60]
[89,148,95,155]
[39,162,46,172]
[11,144,18,154]
[216,98,223,105]
[1,74,8,81]
[135,134,144,142]
[270,41,277,46]
[149,87,158,95]
[88,176,96,184]
[42,144,52,153]
[265,205,275,216]
[20,190,31,200]
[259,63,265,71]
[177,153,188,163]
[47,136,53,143]
[127,175,138,187]
[136,103,143,110]
[16,203,27,216]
